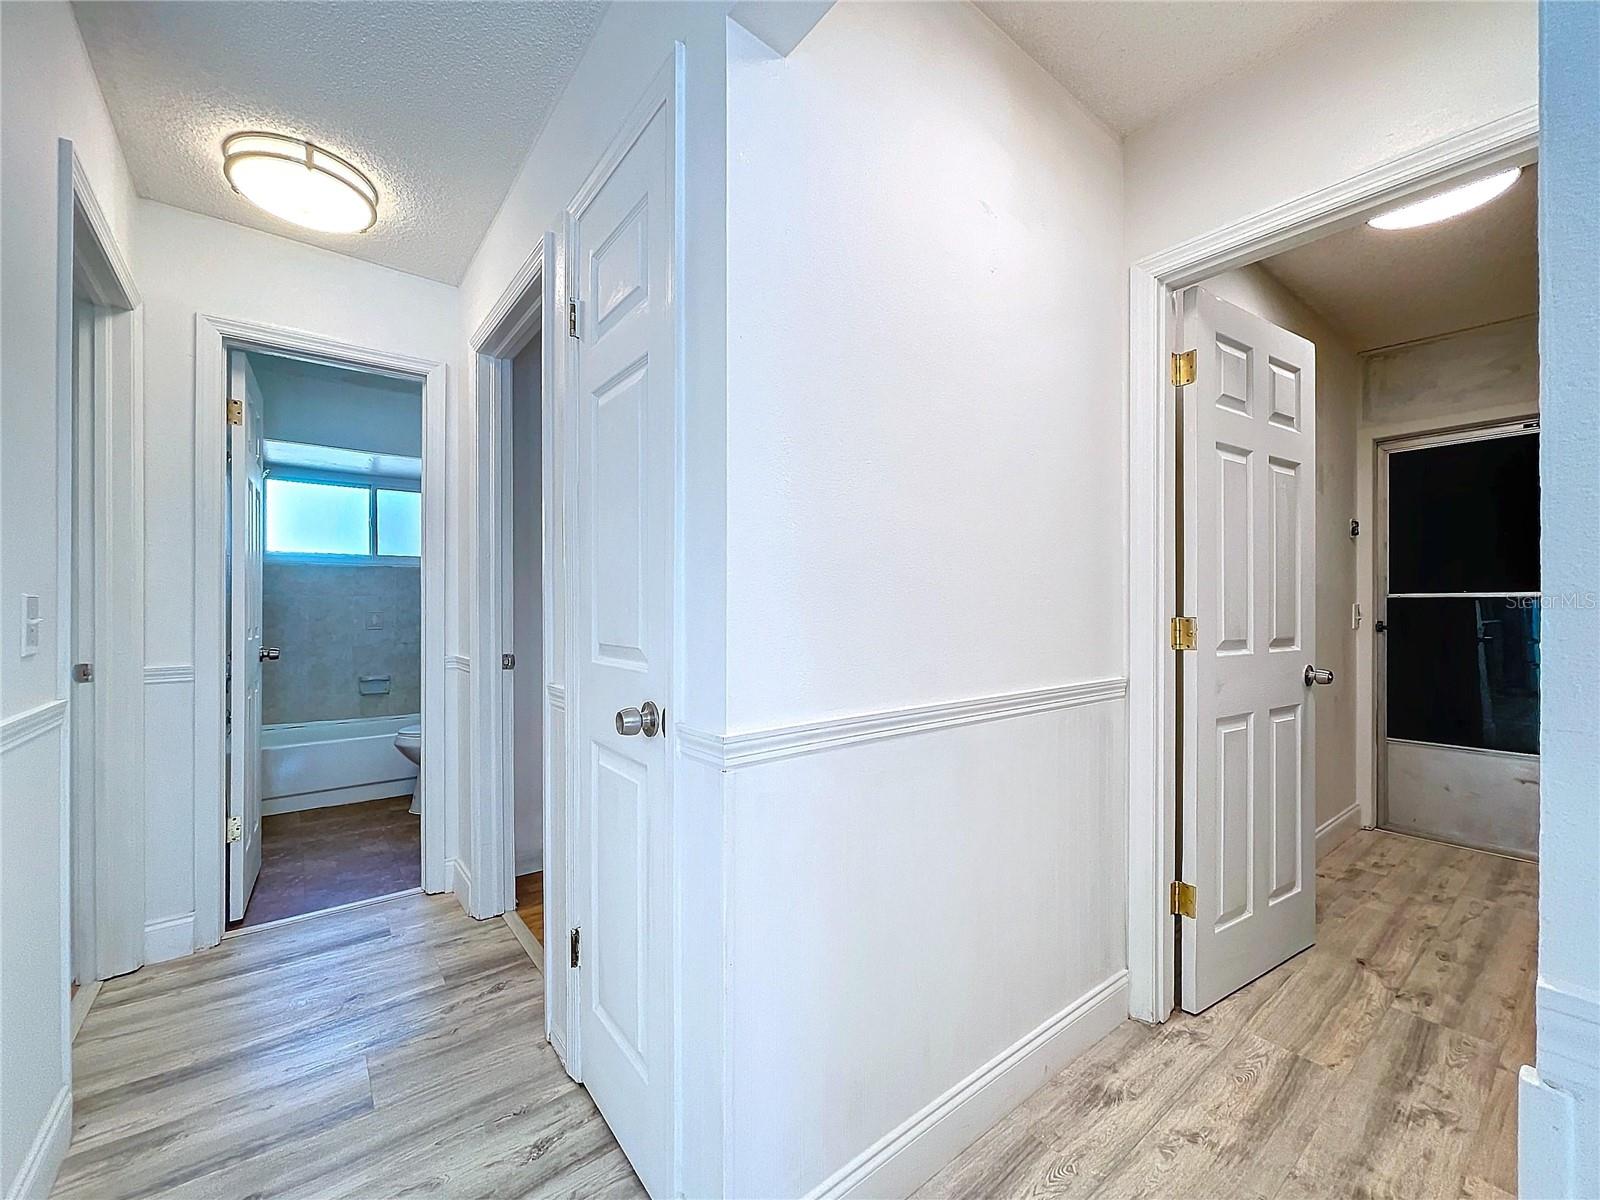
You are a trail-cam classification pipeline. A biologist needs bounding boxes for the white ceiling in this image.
[1260,165,1537,352]
[72,1,606,284]
[975,1,1356,135]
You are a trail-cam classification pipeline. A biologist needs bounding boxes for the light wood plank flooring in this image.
[517,871,545,945]
[56,892,644,1200]
[920,830,1536,1200]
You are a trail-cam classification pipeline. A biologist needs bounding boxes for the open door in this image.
[1178,287,1320,1013]
[568,70,677,1198]
[227,350,266,922]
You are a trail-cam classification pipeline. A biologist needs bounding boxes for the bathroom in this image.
[230,350,424,929]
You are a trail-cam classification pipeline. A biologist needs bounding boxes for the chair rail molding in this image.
[677,677,1128,770]
[0,699,69,754]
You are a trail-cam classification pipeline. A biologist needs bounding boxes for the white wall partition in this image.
[720,5,1127,1193]
[0,5,139,1196]
[1521,5,1600,1194]
[134,201,461,955]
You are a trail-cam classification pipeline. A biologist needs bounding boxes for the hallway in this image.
[54,894,643,1199]
[921,830,1535,1199]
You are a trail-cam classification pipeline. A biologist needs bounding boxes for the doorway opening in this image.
[224,350,427,931]
[1131,136,1538,1196]
[194,315,448,950]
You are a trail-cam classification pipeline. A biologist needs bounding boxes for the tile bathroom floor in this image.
[228,795,420,930]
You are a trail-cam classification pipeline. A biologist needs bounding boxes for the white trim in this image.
[678,678,1127,770]
[1520,977,1600,1198]
[1125,110,1539,1025]
[261,779,417,816]
[445,654,471,673]
[142,664,195,685]
[192,315,449,952]
[70,980,101,1042]
[142,912,196,964]
[1314,803,1362,860]
[0,699,68,753]
[504,910,545,969]
[805,971,1129,1200]
[446,856,474,910]
[220,887,422,940]
[4,1084,71,1200]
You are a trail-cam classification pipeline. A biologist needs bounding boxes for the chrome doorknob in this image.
[1304,665,1334,686]
[615,700,661,737]
[260,647,280,661]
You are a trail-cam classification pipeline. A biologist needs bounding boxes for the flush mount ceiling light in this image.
[1367,168,1521,231]
[222,132,378,234]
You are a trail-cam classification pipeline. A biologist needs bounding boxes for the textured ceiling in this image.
[1260,165,1537,352]
[72,1,606,283]
[976,1,1354,135]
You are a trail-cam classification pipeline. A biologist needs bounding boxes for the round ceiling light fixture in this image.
[222,132,379,234]
[1367,167,1521,231]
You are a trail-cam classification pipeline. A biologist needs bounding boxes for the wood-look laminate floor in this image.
[516,871,545,945]
[920,830,1536,1200]
[56,892,644,1200]
[229,795,420,930]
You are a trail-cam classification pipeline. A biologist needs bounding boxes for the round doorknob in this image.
[1304,665,1334,686]
[260,647,281,661]
[615,700,661,737]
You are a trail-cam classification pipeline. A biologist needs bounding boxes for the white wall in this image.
[0,4,136,1196]
[134,200,460,956]
[1521,6,1600,1191]
[722,4,1126,1194]
[1199,266,1362,842]
[510,336,542,874]
[1124,2,1538,264]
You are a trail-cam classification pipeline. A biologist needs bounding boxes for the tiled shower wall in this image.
[261,562,421,724]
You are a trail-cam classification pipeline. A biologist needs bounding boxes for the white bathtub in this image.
[261,714,419,815]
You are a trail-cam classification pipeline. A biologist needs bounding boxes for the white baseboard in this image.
[5,1084,71,1200]
[1315,803,1361,860]
[1520,977,1600,1199]
[446,857,474,913]
[144,912,196,964]
[807,970,1129,1200]
[261,777,417,816]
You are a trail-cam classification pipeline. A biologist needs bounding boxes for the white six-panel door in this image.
[227,350,265,922]
[1179,287,1318,1013]
[568,66,677,1198]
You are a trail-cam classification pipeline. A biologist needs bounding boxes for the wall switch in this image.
[1352,602,1362,630]
[20,594,41,658]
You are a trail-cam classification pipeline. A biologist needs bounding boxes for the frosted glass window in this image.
[265,478,370,556]
[376,489,422,558]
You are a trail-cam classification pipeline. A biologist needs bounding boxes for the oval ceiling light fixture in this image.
[222,132,378,234]
[1367,167,1521,231]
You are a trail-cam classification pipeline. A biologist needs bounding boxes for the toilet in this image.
[394,724,422,815]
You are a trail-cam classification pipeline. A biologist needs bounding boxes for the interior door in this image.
[70,299,98,982]
[569,77,677,1198]
[227,350,266,922]
[1178,286,1319,1014]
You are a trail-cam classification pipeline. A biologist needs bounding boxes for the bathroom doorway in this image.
[223,347,428,931]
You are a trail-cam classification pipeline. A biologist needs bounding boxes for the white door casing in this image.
[227,351,266,922]
[1179,286,1317,1014]
[567,64,679,1198]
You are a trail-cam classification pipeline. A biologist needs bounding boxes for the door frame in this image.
[56,139,146,984]
[467,236,569,1051]
[193,316,448,949]
[1371,417,1541,833]
[1125,109,1539,1023]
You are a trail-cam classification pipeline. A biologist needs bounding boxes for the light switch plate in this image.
[20,593,41,658]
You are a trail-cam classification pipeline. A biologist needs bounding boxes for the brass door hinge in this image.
[1170,349,1197,387]
[569,926,581,968]
[1170,880,1197,919]
[1170,615,1197,651]
[228,398,244,426]
[226,815,243,844]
